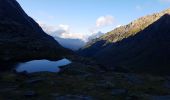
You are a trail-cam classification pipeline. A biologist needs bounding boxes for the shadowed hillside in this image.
[0,0,71,61]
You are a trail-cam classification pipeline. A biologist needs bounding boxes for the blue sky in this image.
[16,0,170,40]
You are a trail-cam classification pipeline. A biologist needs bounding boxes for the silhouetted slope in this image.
[0,0,70,61]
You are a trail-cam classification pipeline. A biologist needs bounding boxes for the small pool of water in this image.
[15,58,71,73]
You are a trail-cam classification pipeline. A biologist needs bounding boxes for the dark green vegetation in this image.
[0,0,71,61]
[1,62,170,100]
[1,55,170,100]
[79,9,170,75]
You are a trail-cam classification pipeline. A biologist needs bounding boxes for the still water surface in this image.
[15,58,71,73]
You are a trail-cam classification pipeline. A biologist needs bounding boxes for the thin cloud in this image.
[89,15,116,33]
[136,5,143,10]
[38,22,87,41]
[96,15,115,27]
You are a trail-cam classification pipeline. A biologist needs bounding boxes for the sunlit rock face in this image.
[0,0,71,61]
[79,9,170,57]
[79,9,170,75]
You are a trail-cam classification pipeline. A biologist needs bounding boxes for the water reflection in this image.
[15,58,71,73]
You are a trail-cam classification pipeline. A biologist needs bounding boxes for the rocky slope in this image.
[0,0,70,61]
[79,9,170,75]
[79,8,170,57]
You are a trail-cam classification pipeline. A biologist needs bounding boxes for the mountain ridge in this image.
[79,9,170,75]
[0,0,71,61]
[95,14,170,74]
[79,8,170,57]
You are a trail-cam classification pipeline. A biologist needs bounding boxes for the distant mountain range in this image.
[54,37,85,51]
[79,8,170,75]
[53,31,104,51]
[87,31,104,41]
[0,0,70,61]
